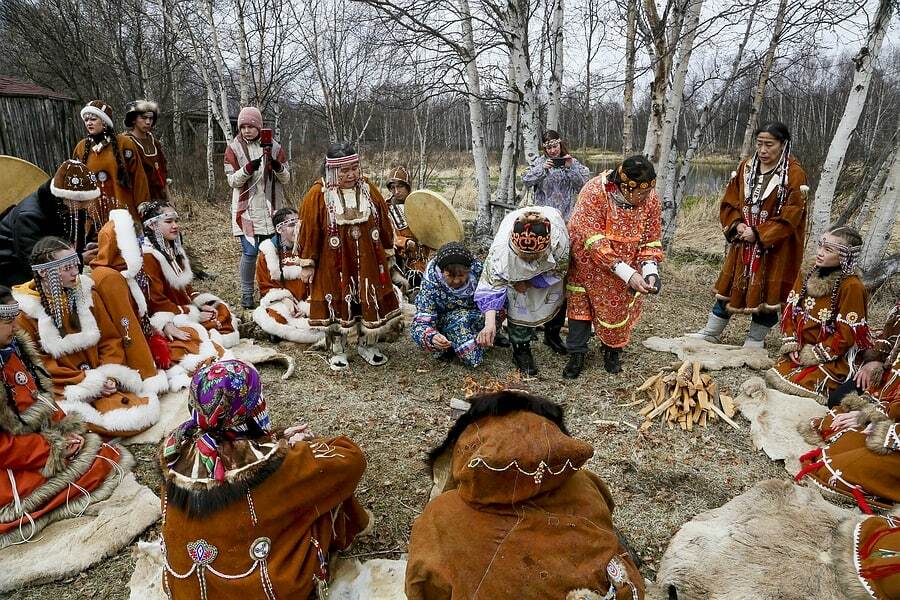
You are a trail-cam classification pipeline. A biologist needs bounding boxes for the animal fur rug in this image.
[125,340,295,445]
[128,539,408,599]
[733,377,827,473]
[650,479,858,600]
[642,336,773,371]
[1,474,160,593]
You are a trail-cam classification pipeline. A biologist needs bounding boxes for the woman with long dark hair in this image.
[690,121,809,348]
[522,130,590,221]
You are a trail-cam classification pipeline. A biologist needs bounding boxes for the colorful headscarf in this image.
[164,359,271,482]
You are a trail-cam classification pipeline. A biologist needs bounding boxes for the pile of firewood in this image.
[633,361,739,431]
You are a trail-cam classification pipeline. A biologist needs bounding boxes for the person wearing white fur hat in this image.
[72,100,149,224]
[124,99,169,201]
[0,160,102,287]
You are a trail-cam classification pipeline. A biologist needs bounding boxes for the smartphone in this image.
[551,157,566,167]
[260,128,273,147]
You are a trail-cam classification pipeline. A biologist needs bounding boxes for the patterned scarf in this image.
[164,359,271,482]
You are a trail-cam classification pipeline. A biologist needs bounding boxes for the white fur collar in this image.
[142,241,194,289]
[259,238,302,281]
[13,277,101,358]
[110,209,143,278]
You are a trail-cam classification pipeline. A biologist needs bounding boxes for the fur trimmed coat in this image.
[714,157,808,314]
[0,333,132,548]
[13,277,159,437]
[251,238,321,344]
[767,267,869,398]
[160,435,369,599]
[405,401,645,599]
[72,134,149,223]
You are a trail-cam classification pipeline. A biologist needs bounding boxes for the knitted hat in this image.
[50,160,100,202]
[237,106,263,130]
[510,211,552,256]
[80,100,114,130]
[124,99,159,128]
[388,166,411,189]
[435,242,473,270]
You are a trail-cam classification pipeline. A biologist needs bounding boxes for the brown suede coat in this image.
[161,436,369,599]
[848,514,900,600]
[714,158,807,314]
[405,411,644,600]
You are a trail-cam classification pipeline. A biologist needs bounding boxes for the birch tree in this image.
[809,0,894,242]
[859,145,899,271]
[622,0,638,155]
[545,0,565,131]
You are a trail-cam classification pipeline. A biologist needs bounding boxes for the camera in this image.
[550,157,566,167]
[260,128,273,147]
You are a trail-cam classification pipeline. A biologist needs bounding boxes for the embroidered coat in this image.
[767,268,869,398]
[566,173,664,348]
[125,131,169,201]
[714,158,808,314]
[405,409,645,599]
[141,242,239,349]
[0,333,131,548]
[161,436,369,599]
[521,156,591,221]
[225,137,290,240]
[72,134,149,223]
[411,259,484,367]
[13,277,159,437]
[475,206,569,328]
[90,210,221,394]
[840,514,900,600]
[297,179,401,335]
[252,237,321,344]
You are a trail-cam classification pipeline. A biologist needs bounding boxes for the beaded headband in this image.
[0,302,19,320]
[542,138,561,149]
[325,154,359,168]
[275,216,299,232]
[31,252,80,273]
[143,210,178,227]
[618,165,656,190]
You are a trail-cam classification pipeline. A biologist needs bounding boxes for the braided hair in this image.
[30,237,81,332]
[797,224,863,328]
[746,122,792,215]
[80,126,132,190]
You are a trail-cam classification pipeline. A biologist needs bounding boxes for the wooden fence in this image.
[0,95,82,173]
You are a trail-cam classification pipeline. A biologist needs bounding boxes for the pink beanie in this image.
[237,106,263,129]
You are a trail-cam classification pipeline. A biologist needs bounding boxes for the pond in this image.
[588,158,736,200]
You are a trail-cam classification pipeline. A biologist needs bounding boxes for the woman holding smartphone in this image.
[522,130,590,221]
[224,107,291,309]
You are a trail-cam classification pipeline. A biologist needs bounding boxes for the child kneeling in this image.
[411,242,487,367]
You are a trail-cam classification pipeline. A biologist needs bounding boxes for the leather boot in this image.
[562,353,585,379]
[543,327,567,355]
[512,342,538,376]
[743,321,772,348]
[603,346,622,374]
[688,313,729,344]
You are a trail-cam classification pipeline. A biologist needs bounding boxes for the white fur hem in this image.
[143,243,193,289]
[80,105,114,129]
[192,293,222,307]
[142,370,169,395]
[57,392,159,434]
[149,311,176,332]
[252,304,323,344]
[49,182,100,201]
[165,365,192,392]
[109,210,143,278]
[63,362,146,404]
[209,328,240,349]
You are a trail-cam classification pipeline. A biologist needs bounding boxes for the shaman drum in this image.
[0,156,49,213]
[405,189,464,250]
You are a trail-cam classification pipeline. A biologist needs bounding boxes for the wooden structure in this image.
[0,76,81,174]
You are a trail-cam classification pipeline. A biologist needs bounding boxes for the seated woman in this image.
[140,201,239,349]
[91,209,224,392]
[766,225,870,399]
[14,237,159,437]
[832,513,900,599]
[405,390,645,599]
[411,242,486,367]
[795,298,900,513]
[161,359,370,598]
[252,208,321,344]
[0,285,131,548]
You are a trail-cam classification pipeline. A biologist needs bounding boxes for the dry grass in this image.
[15,172,898,600]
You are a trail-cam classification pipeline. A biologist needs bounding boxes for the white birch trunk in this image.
[854,123,900,229]
[171,71,183,162]
[202,0,234,140]
[546,0,564,132]
[655,0,702,184]
[860,146,900,270]
[739,0,787,158]
[810,0,893,242]
[235,0,251,107]
[206,96,215,201]
[508,0,541,166]
[622,0,638,156]
[460,0,493,239]
[495,59,520,213]
[642,0,686,161]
